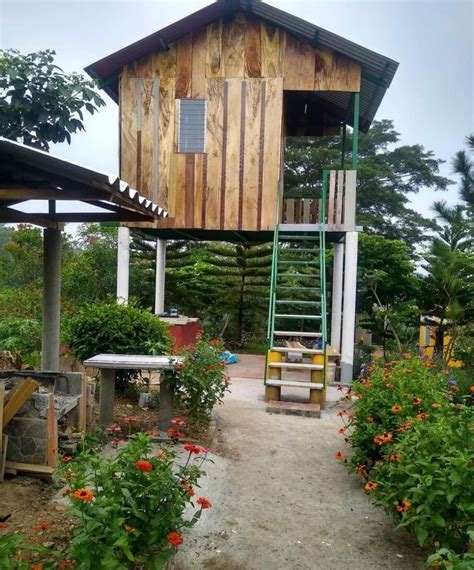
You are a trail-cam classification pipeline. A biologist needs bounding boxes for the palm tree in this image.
[431,200,472,251]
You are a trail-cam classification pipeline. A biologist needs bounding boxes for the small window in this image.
[177,99,206,153]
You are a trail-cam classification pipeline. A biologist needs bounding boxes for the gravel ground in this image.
[172,355,425,570]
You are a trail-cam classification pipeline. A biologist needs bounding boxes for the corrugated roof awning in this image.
[85,0,398,132]
[0,137,168,229]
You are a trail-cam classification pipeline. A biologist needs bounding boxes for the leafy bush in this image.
[0,316,41,366]
[169,338,230,424]
[55,433,211,569]
[338,357,474,565]
[64,302,172,392]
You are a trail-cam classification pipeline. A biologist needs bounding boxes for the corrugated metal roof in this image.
[85,0,398,131]
[0,137,168,219]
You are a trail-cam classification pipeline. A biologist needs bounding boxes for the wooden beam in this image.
[2,378,38,428]
[46,212,154,223]
[4,461,54,479]
[0,206,62,229]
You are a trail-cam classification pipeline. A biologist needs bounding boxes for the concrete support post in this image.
[331,242,344,350]
[117,226,130,304]
[99,369,116,426]
[154,239,167,314]
[41,228,61,371]
[341,232,359,384]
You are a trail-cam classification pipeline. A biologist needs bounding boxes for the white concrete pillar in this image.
[330,242,344,350]
[117,226,130,304]
[154,239,167,314]
[341,232,359,383]
[42,228,61,371]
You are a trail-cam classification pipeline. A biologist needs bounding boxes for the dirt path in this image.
[172,355,425,570]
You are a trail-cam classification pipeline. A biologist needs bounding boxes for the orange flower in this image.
[181,479,195,497]
[338,427,346,434]
[416,412,429,421]
[396,500,412,513]
[35,522,53,531]
[72,488,94,502]
[469,385,474,393]
[386,383,394,389]
[355,464,368,478]
[412,397,422,406]
[196,497,212,509]
[391,405,402,413]
[61,456,72,463]
[146,430,159,437]
[32,565,43,570]
[431,403,442,409]
[177,362,185,370]
[136,460,153,472]
[336,451,345,461]
[124,524,135,533]
[388,453,401,462]
[58,562,74,569]
[184,443,202,454]
[50,447,58,453]
[167,531,183,546]
[374,433,393,445]
[364,481,378,492]
[167,428,184,439]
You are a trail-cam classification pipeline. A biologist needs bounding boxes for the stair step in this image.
[276,286,321,292]
[275,300,320,306]
[279,235,320,242]
[266,379,324,389]
[277,273,319,278]
[271,347,324,355]
[278,261,319,266]
[269,362,324,370]
[278,248,319,254]
[274,331,323,337]
[275,314,322,320]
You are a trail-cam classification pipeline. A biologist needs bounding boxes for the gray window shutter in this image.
[177,99,206,153]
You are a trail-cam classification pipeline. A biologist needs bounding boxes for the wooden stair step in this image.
[270,347,323,355]
[266,400,321,418]
[273,331,323,337]
[266,379,324,390]
[269,362,324,370]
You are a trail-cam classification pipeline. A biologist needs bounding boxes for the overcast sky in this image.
[1,0,473,220]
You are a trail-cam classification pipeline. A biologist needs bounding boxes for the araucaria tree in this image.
[0,49,105,150]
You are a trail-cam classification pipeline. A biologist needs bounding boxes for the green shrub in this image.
[57,434,209,569]
[339,357,474,566]
[0,316,41,366]
[169,338,230,424]
[64,302,172,392]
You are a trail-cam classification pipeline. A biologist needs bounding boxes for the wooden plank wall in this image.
[119,14,361,232]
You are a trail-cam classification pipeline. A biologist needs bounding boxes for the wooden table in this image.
[83,354,184,430]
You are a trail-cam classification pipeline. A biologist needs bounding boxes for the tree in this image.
[0,49,105,150]
[285,120,452,249]
[452,133,474,207]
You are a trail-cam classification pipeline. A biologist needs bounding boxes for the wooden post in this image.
[47,394,58,468]
[158,376,173,432]
[99,369,116,426]
[310,353,327,408]
[265,350,281,402]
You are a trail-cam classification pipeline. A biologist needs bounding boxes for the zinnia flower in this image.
[391,405,402,413]
[196,497,212,509]
[72,488,94,502]
[386,383,394,389]
[181,480,195,496]
[374,433,393,445]
[167,428,184,439]
[338,427,346,434]
[469,386,474,393]
[167,531,183,546]
[136,460,153,472]
[336,451,345,461]
[396,500,412,513]
[416,412,429,421]
[58,561,74,569]
[184,443,202,454]
[171,418,187,427]
[364,481,378,492]
[61,456,72,463]
[388,453,401,462]
[412,397,422,406]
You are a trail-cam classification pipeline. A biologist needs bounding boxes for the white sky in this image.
[1,0,473,222]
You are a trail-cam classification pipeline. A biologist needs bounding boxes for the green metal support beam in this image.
[341,123,347,169]
[351,93,360,170]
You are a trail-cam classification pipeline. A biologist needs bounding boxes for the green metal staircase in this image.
[264,174,328,403]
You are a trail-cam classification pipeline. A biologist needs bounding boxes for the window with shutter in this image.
[177,99,206,153]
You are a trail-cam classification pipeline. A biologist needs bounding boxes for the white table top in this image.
[83,354,184,370]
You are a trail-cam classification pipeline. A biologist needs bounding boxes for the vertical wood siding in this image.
[119,14,361,231]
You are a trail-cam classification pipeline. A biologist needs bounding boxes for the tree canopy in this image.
[0,49,105,150]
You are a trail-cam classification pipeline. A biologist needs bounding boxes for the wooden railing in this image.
[282,169,357,230]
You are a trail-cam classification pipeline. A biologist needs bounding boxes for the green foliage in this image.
[285,120,451,249]
[339,358,474,565]
[64,302,172,362]
[0,49,105,150]
[0,532,58,568]
[55,434,208,569]
[0,317,41,365]
[170,338,230,424]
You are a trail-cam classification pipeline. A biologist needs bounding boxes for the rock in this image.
[43,542,54,548]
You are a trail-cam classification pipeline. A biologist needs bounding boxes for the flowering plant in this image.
[168,337,230,424]
[56,433,212,569]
